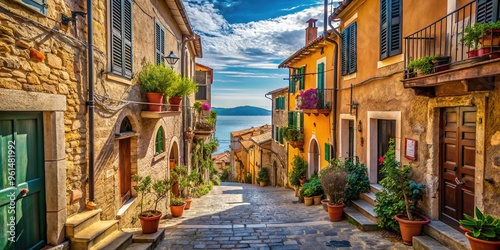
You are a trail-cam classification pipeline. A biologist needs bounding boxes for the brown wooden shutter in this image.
[123,0,133,78]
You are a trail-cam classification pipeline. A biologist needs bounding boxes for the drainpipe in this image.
[324,0,340,158]
[86,0,96,208]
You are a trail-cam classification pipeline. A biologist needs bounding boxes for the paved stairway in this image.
[154,182,411,250]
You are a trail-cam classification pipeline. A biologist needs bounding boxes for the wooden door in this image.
[377,119,396,182]
[119,138,131,205]
[440,107,476,229]
[0,112,46,250]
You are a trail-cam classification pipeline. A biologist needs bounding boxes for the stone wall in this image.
[271,91,289,187]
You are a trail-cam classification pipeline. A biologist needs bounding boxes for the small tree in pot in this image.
[319,159,348,221]
[257,167,269,187]
[133,175,170,234]
[289,155,307,200]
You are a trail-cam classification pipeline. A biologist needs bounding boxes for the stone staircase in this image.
[65,209,164,250]
[344,183,380,231]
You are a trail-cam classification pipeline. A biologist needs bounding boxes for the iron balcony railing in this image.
[297,88,334,110]
[404,1,489,78]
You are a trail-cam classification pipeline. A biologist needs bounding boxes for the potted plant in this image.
[459,208,500,250]
[170,195,186,217]
[300,184,315,206]
[282,126,304,148]
[299,88,318,109]
[462,21,500,58]
[166,76,198,111]
[182,170,198,210]
[257,167,269,187]
[344,157,370,207]
[431,56,451,72]
[301,175,323,206]
[290,155,307,196]
[320,159,348,222]
[133,175,170,234]
[138,63,178,111]
[374,139,429,245]
[407,56,436,77]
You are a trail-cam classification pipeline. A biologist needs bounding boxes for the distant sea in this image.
[214,115,271,155]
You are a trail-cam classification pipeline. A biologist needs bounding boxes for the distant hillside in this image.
[212,106,271,116]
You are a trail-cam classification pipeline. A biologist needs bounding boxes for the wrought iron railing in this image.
[297,88,333,110]
[404,1,478,78]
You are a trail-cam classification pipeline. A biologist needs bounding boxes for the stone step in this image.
[359,191,377,206]
[370,183,383,194]
[350,199,378,222]
[423,221,470,250]
[124,227,165,249]
[90,231,133,250]
[70,220,119,250]
[65,209,102,237]
[125,243,153,250]
[344,207,379,231]
[413,235,450,250]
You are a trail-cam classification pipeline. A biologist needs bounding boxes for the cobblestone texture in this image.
[155,183,411,249]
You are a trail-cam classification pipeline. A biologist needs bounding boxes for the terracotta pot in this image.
[139,211,162,234]
[459,225,472,233]
[170,203,186,217]
[184,199,192,210]
[145,92,164,111]
[313,196,322,205]
[467,50,478,58]
[169,96,183,111]
[327,203,344,221]
[394,214,430,245]
[465,232,500,250]
[321,199,330,212]
[259,181,265,187]
[304,197,313,206]
[169,160,175,170]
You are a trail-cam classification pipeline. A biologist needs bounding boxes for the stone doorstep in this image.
[41,241,70,250]
[123,228,165,249]
[413,235,451,250]
[70,220,119,250]
[343,207,379,232]
[369,184,383,194]
[90,231,132,250]
[65,209,102,237]
[359,191,377,206]
[423,221,470,250]
[350,199,378,222]
[125,243,153,250]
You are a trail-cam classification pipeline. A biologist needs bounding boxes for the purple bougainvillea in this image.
[201,102,211,111]
[299,88,318,109]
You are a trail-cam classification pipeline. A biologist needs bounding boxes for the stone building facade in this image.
[0,0,201,248]
[266,87,289,187]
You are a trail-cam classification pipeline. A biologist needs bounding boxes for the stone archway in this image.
[308,138,320,178]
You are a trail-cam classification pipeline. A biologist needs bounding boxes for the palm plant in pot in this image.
[320,159,348,221]
[138,63,178,111]
[374,139,428,245]
[257,167,269,187]
[459,208,500,250]
[133,175,170,234]
[166,76,198,111]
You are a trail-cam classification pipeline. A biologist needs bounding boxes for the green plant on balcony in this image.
[282,126,303,142]
[299,88,318,109]
[407,56,436,75]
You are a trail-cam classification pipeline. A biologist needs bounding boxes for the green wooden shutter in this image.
[289,69,295,93]
[317,63,324,90]
[476,0,499,23]
[288,111,293,126]
[155,128,164,154]
[279,128,284,144]
[341,28,349,75]
[348,23,357,74]
[325,143,331,161]
[293,112,298,128]
[299,66,305,90]
[300,112,304,129]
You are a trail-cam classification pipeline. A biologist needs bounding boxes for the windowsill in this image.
[106,72,133,85]
[342,73,357,81]
[377,54,404,68]
[153,151,167,162]
[116,196,138,219]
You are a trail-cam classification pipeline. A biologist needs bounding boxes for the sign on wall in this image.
[405,138,417,160]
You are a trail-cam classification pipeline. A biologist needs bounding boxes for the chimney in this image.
[305,18,318,45]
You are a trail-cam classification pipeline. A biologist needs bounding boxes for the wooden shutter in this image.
[300,112,304,129]
[111,0,123,75]
[123,0,133,77]
[476,0,499,23]
[389,0,402,57]
[279,128,284,144]
[317,63,324,90]
[293,112,298,128]
[380,0,389,60]
[341,29,349,75]
[299,66,305,90]
[348,23,357,74]
[325,143,331,161]
[155,23,165,65]
[288,111,293,126]
[275,127,279,141]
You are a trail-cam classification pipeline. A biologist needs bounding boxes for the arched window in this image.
[155,127,164,155]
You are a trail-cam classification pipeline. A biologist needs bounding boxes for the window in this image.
[341,22,357,75]
[111,0,133,78]
[476,0,500,23]
[155,22,165,65]
[380,0,402,60]
[155,127,164,155]
[288,111,303,129]
[299,66,305,90]
[275,97,285,110]
[289,69,296,94]
[21,0,46,14]
[324,143,332,161]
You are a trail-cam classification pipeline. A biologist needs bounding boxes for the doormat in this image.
[326,240,351,248]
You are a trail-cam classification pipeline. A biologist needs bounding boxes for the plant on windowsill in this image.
[257,167,269,187]
[374,139,429,245]
[138,63,179,112]
[406,56,436,77]
[133,175,170,234]
[282,126,303,148]
[165,76,198,111]
[459,208,500,250]
[320,159,348,221]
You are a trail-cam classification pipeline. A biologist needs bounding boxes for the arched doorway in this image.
[308,139,319,178]
[169,140,180,196]
[118,117,133,205]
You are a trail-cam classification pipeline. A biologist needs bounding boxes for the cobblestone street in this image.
[157,183,411,249]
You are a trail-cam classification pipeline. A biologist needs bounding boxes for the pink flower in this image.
[201,102,211,111]
[378,156,384,165]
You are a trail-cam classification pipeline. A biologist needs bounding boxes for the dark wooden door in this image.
[119,138,131,205]
[440,107,476,229]
[377,119,396,182]
[0,112,46,250]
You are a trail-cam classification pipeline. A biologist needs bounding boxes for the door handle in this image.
[455,177,465,185]
[20,188,29,195]
[453,166,457,171]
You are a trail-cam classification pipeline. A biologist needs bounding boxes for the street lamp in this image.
[164,51,180,69]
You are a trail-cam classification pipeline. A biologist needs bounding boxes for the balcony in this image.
[403,0,500,93]
[297,88,333,115]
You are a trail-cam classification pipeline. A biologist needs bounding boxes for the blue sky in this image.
[184,0,334,109]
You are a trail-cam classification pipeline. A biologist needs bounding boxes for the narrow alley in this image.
[156,183,410,250]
